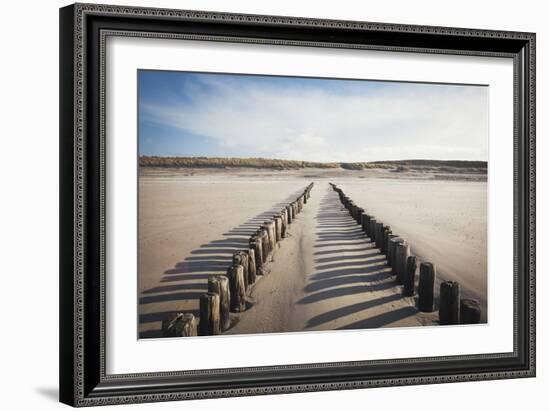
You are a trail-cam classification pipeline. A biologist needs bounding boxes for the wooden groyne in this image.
[329,182,482,326]
[161,183,314,337]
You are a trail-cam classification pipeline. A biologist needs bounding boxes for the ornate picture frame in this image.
[59,3,535,407]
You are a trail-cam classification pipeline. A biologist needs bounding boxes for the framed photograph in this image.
[59,3,535,407]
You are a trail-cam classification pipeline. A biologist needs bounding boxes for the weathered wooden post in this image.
[395,242,410,284]
[208,276,230,331]
[375,222,384,248]
[460,298,481,324]
[232,251,249,289]
[274,216,283,242]
[403,255,417,296]
[280,210,288,238]
[418,262,436,312]
[263,221,276,252]
[349,202,357,219]
[361,213,371,234]
[389,237,404,273]
[259,228,270,261]
[199,292,220,336]
[161,313,197,337]
[355,207,365,224]
[369,218,377,241]
[381,226,392,254]
[286,204,294,224]
[439,281,460,325]
[239,250,250,285]
[386,235,398,264]
[249,236,263,269]
[227,264,246,313]
[246,248,257,284]
[260,223,273,254]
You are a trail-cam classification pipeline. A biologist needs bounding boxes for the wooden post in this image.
[259,228,270,261]
[460,299,481,324]
[385,235,398,264]
[239,250,250,287]
[369,218,377,242]
[389,237,404,274]
[286,205,293,224]
[249,236,263,269]
[349,202,357,219]
[361,214,371,234]
[161,313,197,337]
[269,220,277,247]
[403,255,417,296]
[232,252,249,290]
[418,262,436,312]
[439,281,460,325]
[199,292,220,336]
[260,224,272,254]
[246,248,257,284]
[356,207,365,224]
[395,242,410,284]
[274,216,283,242]
[208,276,230,331]
[375,222,384,248]
[381,227,392,254]
[227,264,246,313]
[280,210,288,238]
[263,221,276,252]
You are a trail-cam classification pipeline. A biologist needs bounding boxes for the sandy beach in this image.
[139,167,486,338]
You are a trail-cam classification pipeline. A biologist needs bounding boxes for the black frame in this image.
[60,3,536,407]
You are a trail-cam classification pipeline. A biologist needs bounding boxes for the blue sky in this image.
[138,70,488,162]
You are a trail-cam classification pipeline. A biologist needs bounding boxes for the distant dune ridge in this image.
[139,156,487,173]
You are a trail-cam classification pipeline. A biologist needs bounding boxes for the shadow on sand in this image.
[300,185,416,330]
[138,187,306,338]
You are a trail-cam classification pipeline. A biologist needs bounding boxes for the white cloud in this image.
[142,79,488,162]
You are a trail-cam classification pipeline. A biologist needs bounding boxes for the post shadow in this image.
[138,186,308,338]
[297,184,419,332]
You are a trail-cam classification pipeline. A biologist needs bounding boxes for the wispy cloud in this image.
[139,71,488,162]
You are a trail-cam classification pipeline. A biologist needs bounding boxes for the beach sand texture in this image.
[139,171,486,338]
[335,179,487,311]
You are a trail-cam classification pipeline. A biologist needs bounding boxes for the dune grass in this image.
[139,156,487,172]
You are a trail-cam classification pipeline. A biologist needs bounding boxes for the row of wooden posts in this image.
[161,183,315,338]
[329,183,482,325]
